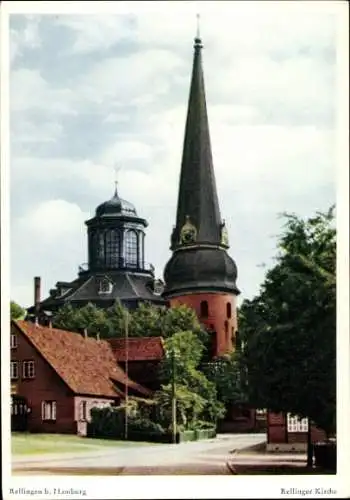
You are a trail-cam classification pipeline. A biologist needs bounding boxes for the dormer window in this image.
[98,278,113,295]
[153,280,164,296]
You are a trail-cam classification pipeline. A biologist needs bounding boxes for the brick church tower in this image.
[163,33,240,357]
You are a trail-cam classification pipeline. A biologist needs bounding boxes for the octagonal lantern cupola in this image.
[85,182,149,273]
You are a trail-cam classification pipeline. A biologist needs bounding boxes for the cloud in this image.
[8,7,338,307]
[15,199,89,241]
[10,15,41,64]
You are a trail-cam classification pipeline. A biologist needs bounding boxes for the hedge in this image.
[87,424,217,444]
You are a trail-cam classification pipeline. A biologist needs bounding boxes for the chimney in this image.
[96,332,100,341]
[34,276,41,325]
[84,328,88,338]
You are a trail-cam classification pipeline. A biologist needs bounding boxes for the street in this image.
[12,433,266,475]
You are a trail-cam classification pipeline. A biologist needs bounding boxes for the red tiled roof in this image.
[107,337,165,362]
[14,320,151,399]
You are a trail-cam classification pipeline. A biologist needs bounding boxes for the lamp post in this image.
[171,347,177,444]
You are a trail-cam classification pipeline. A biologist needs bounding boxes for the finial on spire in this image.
[194,13,203,49]
[113,164,122,195]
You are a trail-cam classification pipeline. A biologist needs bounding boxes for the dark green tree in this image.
[240,206,336,436]
[129,302,165,337]
[10,301,26,320]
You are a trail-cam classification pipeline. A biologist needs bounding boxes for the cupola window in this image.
[125,230,138,268]
[226,302,232,319]
[105,230,120,268]
[200,300,209,318]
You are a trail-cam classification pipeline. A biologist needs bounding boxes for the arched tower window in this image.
[124,230,138,268]
[226,302,232,319]
[105,230,120,268]
[96,231,105,267]
[200,300,209,318]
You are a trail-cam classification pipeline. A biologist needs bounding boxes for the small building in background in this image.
[267,411,326,452]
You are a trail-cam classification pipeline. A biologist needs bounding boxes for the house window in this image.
[80,400,87,421]
[10,361,19,380]
[42,401,57,421]
[287,413,309,433]
[124,231,138,267]
[226,302,232,319]
[11,334,17,349]
[22,360,35,379]
[200,300,209,318]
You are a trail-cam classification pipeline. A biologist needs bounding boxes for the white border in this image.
[1,1,349,499]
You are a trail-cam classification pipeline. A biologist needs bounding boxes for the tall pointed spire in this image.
[171,28,224,251]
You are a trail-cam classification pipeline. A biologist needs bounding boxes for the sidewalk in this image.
[226,451,334,475]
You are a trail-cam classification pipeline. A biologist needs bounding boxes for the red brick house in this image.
[10,320,152,435]
[267,411,326,452]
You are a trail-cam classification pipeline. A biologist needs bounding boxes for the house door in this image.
[11,396,29,432]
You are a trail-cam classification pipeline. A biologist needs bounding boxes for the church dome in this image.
[95,185,137,218]
[163,247,239,298]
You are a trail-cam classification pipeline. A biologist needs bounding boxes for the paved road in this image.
[12,433,266,475]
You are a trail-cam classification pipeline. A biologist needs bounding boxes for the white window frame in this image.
[287,413,309,433]
[22,360,35,379]
[80,400,88,421]
[41,401,57,421]
[10,361,19,380]
[11,334,18,349]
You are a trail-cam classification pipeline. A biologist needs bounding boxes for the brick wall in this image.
[11,324,75,434]
[170,292,237,356]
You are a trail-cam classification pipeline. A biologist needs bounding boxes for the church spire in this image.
[171,29,224,251]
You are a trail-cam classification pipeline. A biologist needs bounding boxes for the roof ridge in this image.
[125,273,141,297]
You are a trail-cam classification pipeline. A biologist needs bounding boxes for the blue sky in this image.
[9,3,338,308]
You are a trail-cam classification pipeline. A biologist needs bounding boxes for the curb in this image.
[226,461,238,475]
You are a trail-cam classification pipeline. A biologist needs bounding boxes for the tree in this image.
[53,302,109,337]
[11,301,26,320]
[240,206,336,435]
[129,302,165,337]
[104,300,130,338]
[158,330,225,427]
[203,352,247,406]
[161,304,205,339]
[52,303,83,332]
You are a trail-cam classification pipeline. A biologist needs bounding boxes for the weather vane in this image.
[113,163,122,187]
[196,13,201,39]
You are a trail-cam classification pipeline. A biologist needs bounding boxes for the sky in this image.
[8,1,339,309]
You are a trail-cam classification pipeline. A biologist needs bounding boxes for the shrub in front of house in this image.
[88,405,216,443]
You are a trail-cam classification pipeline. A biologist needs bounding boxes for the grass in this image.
[12,432,159,456]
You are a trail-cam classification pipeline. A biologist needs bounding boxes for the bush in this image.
[89,406,165,440]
